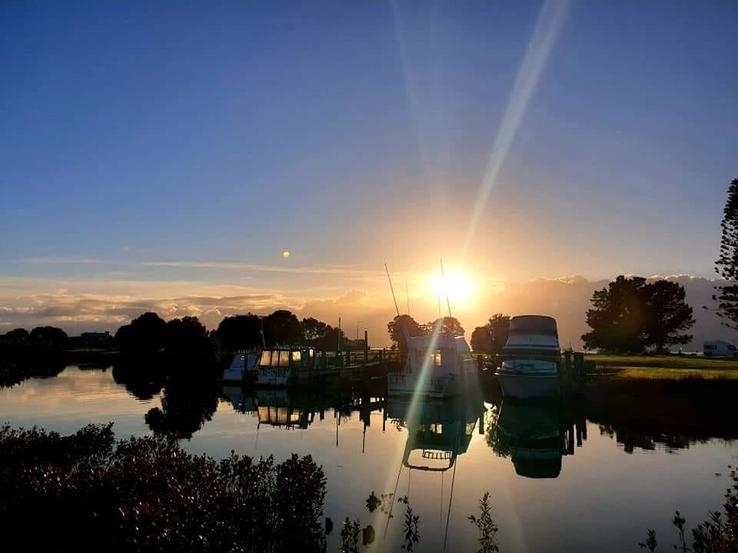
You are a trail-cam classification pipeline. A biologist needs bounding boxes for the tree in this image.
[115,312,166,355]
[470,314,510,354]
[428,316,465,337]
[164,316,211,358]
[4,328,29,344]
[301,317,332,342]
[582,276,649,353]
[643,280,694,353]
[29,326,68,348]
[714,178,738,328]
[216,314,263,351]
[582,276,695,353]
[471,326,493,353]
[312,327,346,352]
[387,315,424,353]
[263,310,302,346]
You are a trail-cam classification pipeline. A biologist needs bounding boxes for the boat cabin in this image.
[502,315,560,356]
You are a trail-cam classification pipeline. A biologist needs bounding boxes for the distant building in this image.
[703,340,737,357]
[79,331,114,348]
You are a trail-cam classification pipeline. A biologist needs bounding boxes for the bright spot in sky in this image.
[282,250,290,258]
[430,270,475,303]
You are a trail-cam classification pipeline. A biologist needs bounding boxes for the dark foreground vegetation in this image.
[0,416,735,552]
[0,424,326,553]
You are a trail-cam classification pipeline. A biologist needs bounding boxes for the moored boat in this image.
[387,332,477,398]
[495,315,560,399]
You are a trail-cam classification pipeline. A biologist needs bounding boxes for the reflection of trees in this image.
[584,378,738,453]
[0,356,66,389]
[146,379,219,439]
[111,362,164,401]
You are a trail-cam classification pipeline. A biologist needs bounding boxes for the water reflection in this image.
[386,395,484,472]
[2,366,737,552]
[488,399,586,478]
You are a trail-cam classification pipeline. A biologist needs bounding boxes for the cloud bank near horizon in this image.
[0,274,732,350]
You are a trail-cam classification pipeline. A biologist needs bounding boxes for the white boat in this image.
[249,347,317,387]
[388,333,477,398]
[495,315,560,399]
[220,351,260,383]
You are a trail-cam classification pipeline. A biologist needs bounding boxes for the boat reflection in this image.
[386,394,485,471]
[221,385,385,435]
[488,396,587,478]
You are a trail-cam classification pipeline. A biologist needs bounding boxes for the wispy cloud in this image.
[18,256,112,265]
[137,260,386,277]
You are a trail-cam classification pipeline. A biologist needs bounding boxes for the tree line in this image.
[1,310,351,358]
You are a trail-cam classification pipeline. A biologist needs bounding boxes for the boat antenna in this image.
[440,259,452,318]
[385,263,400,317]
[405,278,410,315]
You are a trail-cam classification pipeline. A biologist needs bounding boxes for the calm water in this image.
[1,365,735,553]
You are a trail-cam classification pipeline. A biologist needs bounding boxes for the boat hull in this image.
[495,374,559,399]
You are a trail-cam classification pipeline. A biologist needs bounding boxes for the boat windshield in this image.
[509,316,558,337]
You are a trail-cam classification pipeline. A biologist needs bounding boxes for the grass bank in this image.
[584,354,738,380]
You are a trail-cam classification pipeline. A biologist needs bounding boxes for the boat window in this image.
[291,351,302,364]
[434,351,442,367]
[279,351,290,367]
[260,351,271,367]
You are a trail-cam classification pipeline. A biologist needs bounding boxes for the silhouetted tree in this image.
[301,317,332,342]
[164,316,212,359]
[29,326,68,348]
[714,178,738,329]
[312,327,346,351]
[429,316,465,337]
[115,312,166,355]
[582,276,649,353]
[471,326,493,353]
[471,314,510,354]
[583,276,694,353]
[644,280,694,353]
[216,314,262,351]
[263,310,302,346]
[4,328,29,344]
[387,315,424,353]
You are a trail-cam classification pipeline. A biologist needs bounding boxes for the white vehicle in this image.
[495,315,560,399]
[388,333,477,398]
[703,340,737,357]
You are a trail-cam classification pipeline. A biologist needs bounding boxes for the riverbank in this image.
[585,354,738,380]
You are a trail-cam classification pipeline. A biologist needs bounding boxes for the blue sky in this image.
[1,1,737,335]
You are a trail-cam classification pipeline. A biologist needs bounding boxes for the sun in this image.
[430,270,475,303]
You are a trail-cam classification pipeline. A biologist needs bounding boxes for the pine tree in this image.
[714,178,738,329]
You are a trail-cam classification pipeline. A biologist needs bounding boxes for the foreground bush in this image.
[0,424,326,553]
[640,468,737,552]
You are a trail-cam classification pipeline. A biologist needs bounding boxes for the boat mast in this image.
[385,264,400,317]
[440,259,452,318]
